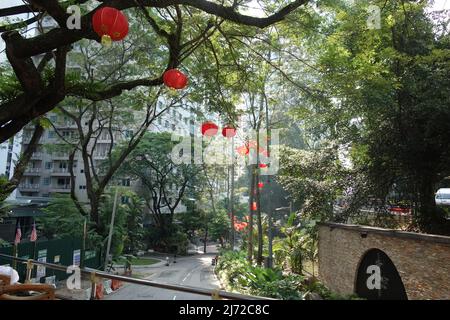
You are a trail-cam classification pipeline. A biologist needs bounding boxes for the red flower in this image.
[236,145,249,155]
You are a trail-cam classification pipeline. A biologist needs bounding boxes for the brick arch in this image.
[318,223,450,299]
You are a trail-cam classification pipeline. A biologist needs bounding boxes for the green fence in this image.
[0,237,101,283]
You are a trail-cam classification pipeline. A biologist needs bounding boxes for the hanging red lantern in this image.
[163,69,188,90]
[201,121,218,136]
[251,202,257,211]
[92,7,129,46]
[236,145,249,155]
[258,182,264,189]
[222,125,237,138]
[259,163,268,168]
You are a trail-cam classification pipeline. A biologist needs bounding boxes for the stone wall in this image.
[318,222,450,300]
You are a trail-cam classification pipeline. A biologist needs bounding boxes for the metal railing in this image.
[24,167,41,173]
[18,183,40,190]
[0,254,273,301]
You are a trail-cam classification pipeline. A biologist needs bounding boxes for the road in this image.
[105,245,220,300]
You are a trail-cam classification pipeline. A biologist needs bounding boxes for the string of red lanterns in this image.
[92,8,190,92]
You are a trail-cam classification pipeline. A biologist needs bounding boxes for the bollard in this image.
[165,256,170,266]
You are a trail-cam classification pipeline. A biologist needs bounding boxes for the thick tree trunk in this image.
[203,226,208,253]
[417,176,449,235]
[247,165,256,263]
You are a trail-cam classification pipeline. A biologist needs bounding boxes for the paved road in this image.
[105,245,221,300]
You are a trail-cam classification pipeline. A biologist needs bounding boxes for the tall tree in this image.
[0,1,308,143]
[288,0,450,234]
[117,132,201,243]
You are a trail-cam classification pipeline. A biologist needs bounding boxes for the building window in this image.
[121,196,129,204]
[79,185,86,190]
[48,131,56,139]
[45,162,52,170]
[172,124,176,131]
[49,115,57,123]
[57,178,70,186]
[121,178,130,186]
[43,178,50,186]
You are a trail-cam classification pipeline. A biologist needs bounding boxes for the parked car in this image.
[435,188,450,206]
[388,205,412,215]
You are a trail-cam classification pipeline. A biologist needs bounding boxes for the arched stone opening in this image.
[354,248,408,300]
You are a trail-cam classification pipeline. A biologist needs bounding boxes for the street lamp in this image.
[104,187,119,271]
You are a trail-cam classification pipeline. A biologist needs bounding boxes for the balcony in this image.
[30,152,43,159]
[52,152,70,159]
[51,185,71,193]
[94,153,108,159]
[51,168,71,176]
[23,167,41,175]
[56,121,78,129]
[19,183,40,191]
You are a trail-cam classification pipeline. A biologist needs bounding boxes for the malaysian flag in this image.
[14,221,22,245]
[30,220,37,242]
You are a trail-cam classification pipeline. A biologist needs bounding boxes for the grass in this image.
[115,257,160,266]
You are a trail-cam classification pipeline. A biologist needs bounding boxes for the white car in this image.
[435,188,450,206]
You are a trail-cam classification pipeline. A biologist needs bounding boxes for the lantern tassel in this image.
[101,35,112,47]
[167,87,179,97]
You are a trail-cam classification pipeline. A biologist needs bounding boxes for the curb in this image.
[112,257,166,269]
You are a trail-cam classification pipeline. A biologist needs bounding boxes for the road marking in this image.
[181,264,202,283]
[173,295,177,300]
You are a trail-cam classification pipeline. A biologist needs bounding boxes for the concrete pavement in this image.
[105,245,221,300]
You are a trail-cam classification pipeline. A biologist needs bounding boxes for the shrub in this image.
[216,249,351,300]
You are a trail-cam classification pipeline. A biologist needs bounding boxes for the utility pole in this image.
[104,187,119,271]
[80,217,87,269]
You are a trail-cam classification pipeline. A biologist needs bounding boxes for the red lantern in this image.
[258,182,264,189]
[92,7,129,46]
[163,69,188,90]
[251,202,257,211]
[259,163,267,168]
[222,125,237,138]
[201,121,218,136]
[236,145,249,155]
